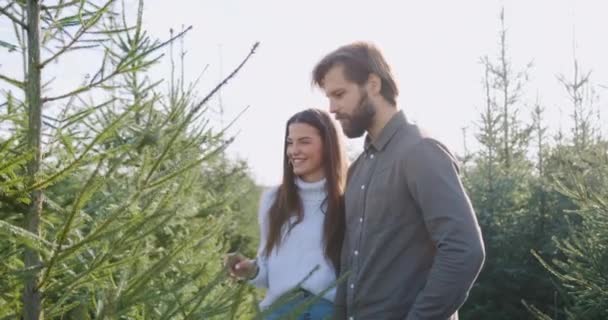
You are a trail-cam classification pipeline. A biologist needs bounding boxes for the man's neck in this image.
[368,103,399,142]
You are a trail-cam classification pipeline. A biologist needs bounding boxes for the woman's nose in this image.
[287,145,298,157]
[290,147,300,156]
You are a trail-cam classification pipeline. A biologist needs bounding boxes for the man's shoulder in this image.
[392,122,434,155]
[393,123,457,165]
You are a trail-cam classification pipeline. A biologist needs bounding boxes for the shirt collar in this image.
[364,110,407,153]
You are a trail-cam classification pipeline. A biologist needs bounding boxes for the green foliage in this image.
[0,1,260,319]
[529,145,608,320]
[460,8,606,320]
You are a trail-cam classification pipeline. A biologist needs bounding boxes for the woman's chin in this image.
[293,167,316,178]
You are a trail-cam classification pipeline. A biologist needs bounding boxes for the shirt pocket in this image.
[364,164,397,227]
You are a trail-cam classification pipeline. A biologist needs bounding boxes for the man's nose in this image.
[329,101,338,114]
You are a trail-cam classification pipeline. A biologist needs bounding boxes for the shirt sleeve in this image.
[333,239,349,319]
[404,138,485,320]
[248,187,278,288]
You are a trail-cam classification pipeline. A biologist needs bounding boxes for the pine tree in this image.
[0,1,260,318]
[530,144,608,319]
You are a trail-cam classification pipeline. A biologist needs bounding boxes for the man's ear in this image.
[366,73,382,96]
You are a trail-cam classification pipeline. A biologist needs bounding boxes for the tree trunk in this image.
[24,0,43,319]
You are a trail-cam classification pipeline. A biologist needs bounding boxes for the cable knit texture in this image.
[249,177,337,309]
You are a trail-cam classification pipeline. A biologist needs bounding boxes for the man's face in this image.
[322,65,375,138]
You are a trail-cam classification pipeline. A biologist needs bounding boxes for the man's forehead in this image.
[324,64,347,81]
[322,68,349,91]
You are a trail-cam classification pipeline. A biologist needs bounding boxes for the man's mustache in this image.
[334,114,349,121]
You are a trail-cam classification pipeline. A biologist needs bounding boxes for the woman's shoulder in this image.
[257,185,279,217]
[260,185,279,204]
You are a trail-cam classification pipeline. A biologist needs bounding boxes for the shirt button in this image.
[354,250,359,256]
[361,185,365,190]
[359,217,363,223]
[349,317,354,320]
[370,154,375,159]
[350,283,355,289]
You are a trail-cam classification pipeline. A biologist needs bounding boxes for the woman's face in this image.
[286,122,324,182]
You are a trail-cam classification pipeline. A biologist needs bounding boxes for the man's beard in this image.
[339,91,376,138]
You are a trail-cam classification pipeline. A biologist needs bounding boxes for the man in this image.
[312,42,485,320]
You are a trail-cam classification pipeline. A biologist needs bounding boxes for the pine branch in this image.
[0,3,27,29]
[191,42,259,116]
[26,103,141,191]
[41,0,80,10]
[0,74,26,89]
[43,26,192,103]
[38,156,106,290]
[39,0,114,68]
[0,193,28,213]
[142,42,258,186]
[144,140,231,191]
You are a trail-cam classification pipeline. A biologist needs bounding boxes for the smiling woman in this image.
[224,108,348,319]
[287,121,325,182]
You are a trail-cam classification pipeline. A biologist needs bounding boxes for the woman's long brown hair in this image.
[262,108,347,271]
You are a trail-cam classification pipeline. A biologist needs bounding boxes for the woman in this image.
[225,108,348,319]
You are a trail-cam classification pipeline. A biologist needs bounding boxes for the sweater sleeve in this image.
[248,187,278,288]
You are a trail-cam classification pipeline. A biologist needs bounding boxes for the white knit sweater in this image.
[249,177,337,309]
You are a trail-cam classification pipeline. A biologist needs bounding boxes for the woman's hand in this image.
[224,252,258,280]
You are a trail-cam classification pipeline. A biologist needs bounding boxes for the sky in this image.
[1,0,607,186]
